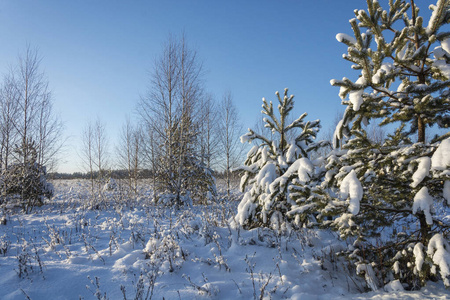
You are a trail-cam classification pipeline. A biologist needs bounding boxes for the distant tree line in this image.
[48,169,154,180]
[49,168,241,182]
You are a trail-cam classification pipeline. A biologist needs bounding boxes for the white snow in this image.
[333,119,345,147]
[297,157,314,184]
[348,77,366,111]
[340,170,363,215]
[434,60,450,79]
[427,233,450,286]
[440,39,450,54]
[427,0,445,34]
[261,146,270,163]
[397,44,407,60]
[240,130,252,143]
[411,157,431,188]
[286,143,299,163]
[384,280,404,292]
[0,180,449,299]
[412,187,434,225]
[336,33,356,45]
[236,191,257,225]
[414,242,425,273]
[434,46,447,59]
[393,261,401,274]
[356,263,378,291]
[397,81,406,92]
[372,63,393,84]
[102,178,117,192]
[247,145,259,157]
[269,157,314,195]
[431,138,450,170]
[444,181,450,205]
[256,162,278,193]
[441,38,450,54]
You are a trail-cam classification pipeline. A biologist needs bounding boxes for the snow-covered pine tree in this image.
[328,0,450,289]
[235,89,328,229]
[1,138,53,213]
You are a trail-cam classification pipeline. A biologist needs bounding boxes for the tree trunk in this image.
[418,116,425,143]
[418,212,429,244]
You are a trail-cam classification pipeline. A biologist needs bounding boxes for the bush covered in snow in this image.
[102,178,118,192]
[0,138,53,213]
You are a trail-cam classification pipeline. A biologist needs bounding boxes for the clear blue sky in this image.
[0,0,432,173]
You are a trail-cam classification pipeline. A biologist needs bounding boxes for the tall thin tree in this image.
[218,91,243,197]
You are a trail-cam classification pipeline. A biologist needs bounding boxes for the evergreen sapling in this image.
[235,89,328,230]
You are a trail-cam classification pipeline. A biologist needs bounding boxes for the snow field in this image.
[0,180,448,299]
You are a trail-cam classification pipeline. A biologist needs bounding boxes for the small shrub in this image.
[1,139,53,213]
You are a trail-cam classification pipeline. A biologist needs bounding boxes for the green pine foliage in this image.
[331,0,449,143]
[326,0,450,289]
[235,89,328,229]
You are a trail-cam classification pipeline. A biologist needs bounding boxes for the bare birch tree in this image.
[199,93,219,169]
[138,34,215,205]
[13,47,47,166]
[140,125,160,201]
[93,118,109,180]
[35,92,64,170]
[0,75,20,171]
[218,91,244,197]
[138,35,179,199]
[117,117,143,194]
[5,47,64,170]
[81,121,95,194]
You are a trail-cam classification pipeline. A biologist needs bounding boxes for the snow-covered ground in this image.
[0,180,448,299]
